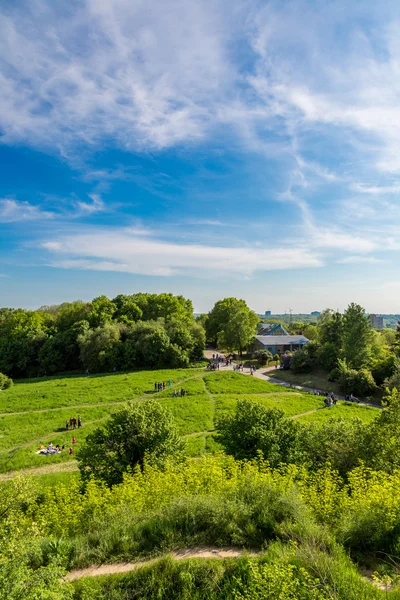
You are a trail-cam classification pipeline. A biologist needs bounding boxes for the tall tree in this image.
[342,303,372,368]
[207,298,258,354]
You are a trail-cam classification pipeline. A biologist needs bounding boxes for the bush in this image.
[253,350,272,366]
[216,399,300,466]
[290,349,313,373]
[327,367,340,382]
[0,372,12,390]
[337,361,377,396]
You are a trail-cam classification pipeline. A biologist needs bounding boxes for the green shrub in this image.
[327,367,340,382]
[0,372,13,390]
[338,361,377,396]
[290,349,313,373]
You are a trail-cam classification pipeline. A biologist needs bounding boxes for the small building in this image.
[311,311,320,316]
[265,310,271,316]
[370,314,384,329]
[252,334,310,355]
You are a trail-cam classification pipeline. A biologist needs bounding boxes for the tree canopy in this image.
[207,298,258,355]
[78,400,185,487]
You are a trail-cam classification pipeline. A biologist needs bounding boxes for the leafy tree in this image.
[39,320,89,374]
[371,353,397,386]
[342,303,372,368]
[54,301,91,331]
[88,295,116,328]
[300,417,366,476]
[0,309,48,377]
[302,323,318,340]
[217,399,300,466]
[132,293,193,322]
[366,388,400,472]
[318,310,344,346]
[384,361,400,390]
[112,294,143,323]
[123,321,174,368]
[78,323,122,372]
[77,400,184,486]
[317,342,340,372]
[0,373,12,390]
[207,298,258,355]
[395,321,400,355]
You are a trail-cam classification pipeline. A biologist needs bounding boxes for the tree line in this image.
[0,293,205,378]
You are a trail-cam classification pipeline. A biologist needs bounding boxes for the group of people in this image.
[38,437,77,456]
[207,362,220,370]
[154,381,172,392]
[172,388,186,397]
[65,416,82,430]
[345,393,360,403]
[234,363,245,372]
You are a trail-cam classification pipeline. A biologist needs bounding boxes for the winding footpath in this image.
[67,546,258,580]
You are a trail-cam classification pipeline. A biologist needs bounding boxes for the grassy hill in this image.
[0,367,379,478]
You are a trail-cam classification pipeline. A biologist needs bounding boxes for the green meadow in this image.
[0,368,380,476]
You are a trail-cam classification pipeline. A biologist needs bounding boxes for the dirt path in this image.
[0,460,79,481]
[67,546,258,581]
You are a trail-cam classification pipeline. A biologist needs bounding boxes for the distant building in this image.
[265,310,271,316]
[311,311,320,316]
[252,334,309,355]
[370,314,384,329]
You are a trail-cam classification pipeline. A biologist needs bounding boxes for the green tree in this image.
[366,388,400,472]
[207,298,258,355]
[112,294,143,323]
[300,417,366,476]
[132,293,193,322]
[342,303,372,368]
[88,295,116,328]
[217,399,300,466]
[77,400,184,486]
[318,309,344,347]
[78,322,122,372]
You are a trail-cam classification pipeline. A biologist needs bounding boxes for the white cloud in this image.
[311,230,377,254]
[0,199,53,223]
[75,194,105,215]
[351,183,400,195]
[41,228,322,277]
[337,255,383,265]
[0,0,237,154]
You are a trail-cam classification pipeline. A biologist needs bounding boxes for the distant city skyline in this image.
[1,1,400,312]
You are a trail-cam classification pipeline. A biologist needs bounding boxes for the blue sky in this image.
[1,0,400,313]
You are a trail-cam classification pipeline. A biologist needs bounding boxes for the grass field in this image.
[0,368,380,477]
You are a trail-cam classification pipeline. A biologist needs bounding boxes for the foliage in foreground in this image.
[5,454,400,597]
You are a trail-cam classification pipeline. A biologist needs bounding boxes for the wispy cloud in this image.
[0,199,53,223]
[74,194,105,216]
[41,227,322,277]
[337,255,383,265]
